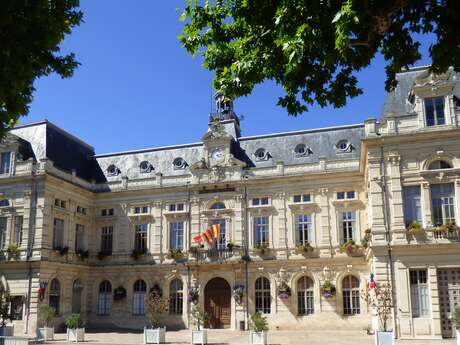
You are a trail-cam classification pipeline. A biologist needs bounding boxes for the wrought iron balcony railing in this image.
[190,247,242,262]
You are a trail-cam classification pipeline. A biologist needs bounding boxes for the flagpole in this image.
[244,183,249,330]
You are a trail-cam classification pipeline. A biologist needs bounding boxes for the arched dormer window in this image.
[428,160,452,170]
[210,202,226,210]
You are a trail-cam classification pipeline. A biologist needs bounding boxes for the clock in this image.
[211,148,224,161]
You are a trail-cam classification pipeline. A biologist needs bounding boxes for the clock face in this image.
[211,148,224,161]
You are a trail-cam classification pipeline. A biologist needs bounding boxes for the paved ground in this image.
[44,330,456,345]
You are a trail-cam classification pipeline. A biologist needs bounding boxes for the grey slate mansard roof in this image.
[8,119,364,184]
[382,65,460,118]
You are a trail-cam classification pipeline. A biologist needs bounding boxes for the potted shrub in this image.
[37,305,56,340]
[131,248,146,260]
[295,242,314,254]
[167,248,184,261]
[340,240,362,256]
[226,241,240,251]
[232,285,244,305]
[189,245,201,258]
[0,285,13,336]
[254,242,269,255]
[144,289,168,344]
[407,222,424,235]
[321,280,336,298]
[361,229,372,248]
[65,313,85,342]
[6,244,19,259]
[249,312,268,345]
[190,304,210,345]
[277,282,291,300]
[188,286,199,305]
[75,250,89,260]
[454,305,460,345]
[365,283,394,345]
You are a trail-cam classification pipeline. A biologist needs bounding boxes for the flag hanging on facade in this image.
[367,273,377,289]
[193,223,221,245]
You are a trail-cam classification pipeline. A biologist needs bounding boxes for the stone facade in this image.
[0,67,459,339]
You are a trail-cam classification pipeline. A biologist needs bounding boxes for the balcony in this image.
[190,247,242,263]
[429,227,460,242]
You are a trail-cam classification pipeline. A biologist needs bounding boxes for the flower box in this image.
[191,329,207,345]
[374,331,394,345]
[144,327,166,344]
[38,326,54,340]
[250,331,267,345]
[67,328,85,343]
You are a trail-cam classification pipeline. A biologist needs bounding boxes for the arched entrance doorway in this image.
[204,277,231,329]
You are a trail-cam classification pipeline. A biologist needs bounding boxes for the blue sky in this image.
[26,1,434,154]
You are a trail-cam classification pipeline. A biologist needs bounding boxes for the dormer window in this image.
[424,97,445,126]
[107,164,120,176]
[336,140,352,153]
[173,157,187,170]
[294,144,312,157]
[139,161,154,173]
[254,148,269,161]
[0,152,11,175]
[428,160,452,170]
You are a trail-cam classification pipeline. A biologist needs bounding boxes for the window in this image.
[0,152,11,174]
[139,161,153,173]
[293,194,311,203]
[254,148,268,161]
[101,208,114,217]
[107,164,119,176]
[134,223,148,253]
[431,183,456,226]
[133,280,147,315]
[410,270,430,317]
[169,203,185,212]
[170,222,184,250]
[0,217,6,248]
[134,206,149,214]
[100,226,113,254]
[54,198,66,208]
[49,279,61,314]
[72,279,83,313]
[210,202,226,210]
[98,281,112,315]
[169,279,183,315]
[53,218,64,249]
[341,212,356,243]
[254,216,269,246]
[75,224,85,252]
[297,276,314,315]
[424,97,445,126]
[428,160,452,170]
[0,199,9,207]
[403,186,422,226]
[295,214,312,245]
[294,144,312,157]
[336,140,351,152]
[10,296,24,320]
[337,191,355,200]
[76,206,87,215]
[211,218,226,250]
[343,275,360,315]
[252,197,269,206]
[255,277,271,314]
[173,157,187,170]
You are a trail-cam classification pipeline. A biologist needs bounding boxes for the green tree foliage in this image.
[0,0,82,136]
[0,283,11,327]
[179,0,460,115]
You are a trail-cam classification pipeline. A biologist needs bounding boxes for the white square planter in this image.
[144,327,166,344]
[456,329,460,345]
[374,331,395,345]
[38,326,54,340]
[191,329,208,345]
[67,328,85,343]
[250,331,267,345]
[0,326,14,336]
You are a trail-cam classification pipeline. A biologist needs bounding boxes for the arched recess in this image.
[204,277,231,329]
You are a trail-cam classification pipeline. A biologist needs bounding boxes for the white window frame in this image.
[340,211,356,244]
[295,214,312,245]
[410,269,430,318]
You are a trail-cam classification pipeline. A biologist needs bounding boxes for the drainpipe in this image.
[243,183,249,330]
[380,146,398,336]
[25,172,39,334]
[186,182,191,328]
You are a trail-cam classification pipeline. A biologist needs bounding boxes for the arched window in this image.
[169,279,183,315]
[49,279,61,314]
[428,160,452,170]
[255,277,271,314]
[297,276,314,315]
[342,275,360,315]
[210,202,226,210]
[98,280,112,316]
[72,279,83,313]
[133,280,147,315]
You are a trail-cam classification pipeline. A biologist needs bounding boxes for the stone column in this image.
[275,192,288,259]
[152,201,163,260]
[233,194,244,245]
[367,154,387,245]
[318,188,331,253]
[421,181,432,228]
[428,266,442,338]
[387,152,407,244]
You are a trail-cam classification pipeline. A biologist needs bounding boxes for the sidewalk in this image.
[47,329,456,345]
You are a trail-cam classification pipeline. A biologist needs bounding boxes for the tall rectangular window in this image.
[169,221,184,250]
[211,218,226,250]
[53,218,64,249]
[134,223,147,253]
[254,216,269,246]
[75,224,85,252]
[14,216,23,246]
[424,97,445,126]
[0,217,7,248]
[431,183,456,226]
[100,226,113,254]
[0,152,11,175]
[10,296,24,320]
[295,214,312,245]
[410,269,430,317]
[341,211,356,243]
[403,186,422,226]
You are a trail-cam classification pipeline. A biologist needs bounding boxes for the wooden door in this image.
[204,277,231,329]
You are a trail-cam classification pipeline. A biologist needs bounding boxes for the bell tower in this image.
[208,91,241,138]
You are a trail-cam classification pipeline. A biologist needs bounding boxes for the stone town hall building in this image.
[0,66,460,340]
